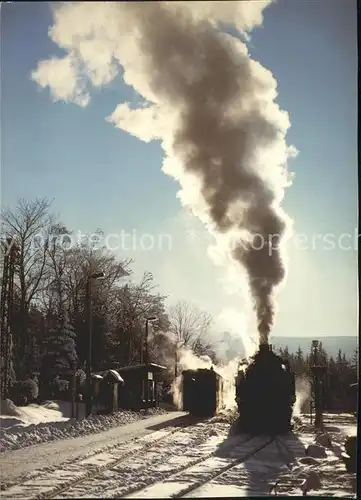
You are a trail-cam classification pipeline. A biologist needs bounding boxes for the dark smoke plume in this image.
[32,1,297,344]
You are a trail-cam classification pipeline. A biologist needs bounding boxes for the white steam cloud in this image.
[32,1,298,344]
[293,374,312,416]
[215,307,258,360]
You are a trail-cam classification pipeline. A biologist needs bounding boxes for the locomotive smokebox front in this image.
[235,343,295,434]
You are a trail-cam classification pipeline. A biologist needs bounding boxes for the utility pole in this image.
[144,317,157,412]
[140,338,143,364]
[85,271,104,418]
[85,278,91,418]
[174,347,178,380]
[144,320,149,366]
[71,362,77,418]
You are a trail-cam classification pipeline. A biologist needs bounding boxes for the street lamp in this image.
[85,271,105,418]
[144,316,157,365]
[144,316,157,412]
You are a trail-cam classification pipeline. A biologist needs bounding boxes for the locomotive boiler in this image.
[235,343,295,434]
[182,367,224,417]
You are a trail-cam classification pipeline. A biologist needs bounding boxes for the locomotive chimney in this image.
[259,343,270,354]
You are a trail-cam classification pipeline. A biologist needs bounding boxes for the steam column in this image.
[174,340,184,380]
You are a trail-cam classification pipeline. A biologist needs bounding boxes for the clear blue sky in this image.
[1,1,357,339]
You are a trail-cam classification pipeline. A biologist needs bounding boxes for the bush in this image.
[55,379,69,392]
[18,395,28,406]
[76,369,86,387]
[0,398,22,416]
[10,379,39,406]
[52,378,71,400]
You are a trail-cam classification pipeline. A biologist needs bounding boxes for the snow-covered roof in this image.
[117,363,167,373]
[107,370,124,383]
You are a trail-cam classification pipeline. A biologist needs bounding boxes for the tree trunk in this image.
[71,367,76,418]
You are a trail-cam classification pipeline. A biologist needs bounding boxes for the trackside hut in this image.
[92,370,124,413]
[104,369,124,412]
[116,363,167,410]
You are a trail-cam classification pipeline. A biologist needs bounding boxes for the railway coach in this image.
[182,367,224,417]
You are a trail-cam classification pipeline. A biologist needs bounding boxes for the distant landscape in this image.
[219,333,358,361]
[271,336,358,360]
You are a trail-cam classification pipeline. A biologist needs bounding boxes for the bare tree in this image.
[1,198,177,380]
[1,198,55,369]
[41,230,133,319]
[40,222,70,316]
[168,300,214,356]
[107,272,169,365]
[48,232,132,368]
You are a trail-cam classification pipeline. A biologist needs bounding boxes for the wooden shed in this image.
[92,370,124,413]
[116,363,167,410]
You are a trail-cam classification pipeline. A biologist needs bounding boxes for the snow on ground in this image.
[0,411,357,499]
[0,399,168,453]
[0,416,231,499]
[0,411,187,489]
[1,426,189,500]
[271,413,357,497]
[1,400,72,430]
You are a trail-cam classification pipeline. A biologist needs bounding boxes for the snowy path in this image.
[0,413,357,499]
[0,411,186,486]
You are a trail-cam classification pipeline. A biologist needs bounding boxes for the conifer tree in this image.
[294,345,305,373]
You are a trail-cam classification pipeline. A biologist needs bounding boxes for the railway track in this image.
[45,434,296,499]
[0,415,204,500]
[122,435,298,499]
[116,433,259,499]
[53,420,231,499]
[121,436,291,498]
[2,419,302,500]
[172,436,276,499]
[45,417,208,500]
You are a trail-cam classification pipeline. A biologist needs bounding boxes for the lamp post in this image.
[85,271,105,418]
[71,361,77,418]
[144,316,157,412]
[144,316,157,365]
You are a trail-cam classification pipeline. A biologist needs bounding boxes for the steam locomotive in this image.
[235,343,296,434]
[181,344,295,434]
